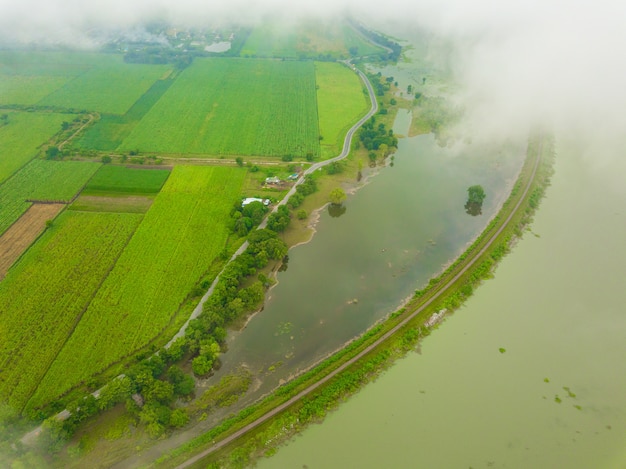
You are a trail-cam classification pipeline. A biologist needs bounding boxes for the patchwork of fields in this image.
[0,35,370,416]
[0,159,101,236]
[27,166,245,409]
[241,20,385,59]
[0,52,171,114]
[119,58,320,157]
[0,211,143,410]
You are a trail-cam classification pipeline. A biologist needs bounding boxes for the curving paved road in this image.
[172,140,544,468]
[170,62,378,345]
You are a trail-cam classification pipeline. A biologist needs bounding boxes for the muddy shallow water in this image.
[257,137,626,469]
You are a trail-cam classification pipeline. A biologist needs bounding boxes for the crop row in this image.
[119,58,320,157]
[0,211,142,411]
[0,159,101,235]
[28,166,246,409]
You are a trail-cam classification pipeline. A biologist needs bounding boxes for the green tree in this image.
[169,408,189,428]
[235,156,244,167]
[329,187,347,206]
[467,185,486,204]
[465,185,486,216]
[45,146,60,160]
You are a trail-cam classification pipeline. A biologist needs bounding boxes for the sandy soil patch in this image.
[0,203,65,279]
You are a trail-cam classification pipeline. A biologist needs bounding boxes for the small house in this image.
[265,176,281,185]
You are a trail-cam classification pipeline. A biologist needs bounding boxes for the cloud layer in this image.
[1,0,624,146]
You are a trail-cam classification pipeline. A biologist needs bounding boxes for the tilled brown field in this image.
[0,203,65,279]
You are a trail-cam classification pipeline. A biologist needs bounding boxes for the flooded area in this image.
[206,110,524,402]
[256,137,626,468]
[117,112,525,467]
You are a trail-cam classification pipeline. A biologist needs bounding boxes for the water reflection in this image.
[464,201,483,216]
[328,204,347,218]
[277,254,289,272]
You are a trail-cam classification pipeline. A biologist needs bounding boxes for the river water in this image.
[116,95,525,469]
[256,137,626,468]
[207,110,524,404]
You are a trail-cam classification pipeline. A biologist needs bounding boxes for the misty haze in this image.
[0,1,624,467]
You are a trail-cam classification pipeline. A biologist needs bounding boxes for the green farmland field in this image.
[0,51,88,105]
[28,166,246,409]
[0,111,69,183]
[315,62,370,158]
[83,165,171,195]
[0,159,101,235]
[241,20,385,59]
[37,55,170,114]
[0,211,142,411]
[0,75,71,105]
[119,58,320,158]
[75,76,175,151]
[1,52,170,114]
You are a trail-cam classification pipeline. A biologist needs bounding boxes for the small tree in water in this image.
[465,185,486,216]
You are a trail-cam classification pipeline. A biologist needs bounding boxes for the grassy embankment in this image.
[153,133,555,468]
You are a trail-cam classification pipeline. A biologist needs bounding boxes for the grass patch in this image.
[70,195,155,214]
[315,62,370,159]
[240,19,385,60]
[0,111,70,183]
[83,165,171,195]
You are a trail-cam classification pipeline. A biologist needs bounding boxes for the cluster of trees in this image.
[124,47,193,69]
[39,226,289,449]
[295,175,318,196]
[230,201,268,236]
[36,173,323,450]
[358,117,398,151]
[267,205,291,232]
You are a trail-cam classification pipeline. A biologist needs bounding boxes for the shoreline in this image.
[157,133,553,469]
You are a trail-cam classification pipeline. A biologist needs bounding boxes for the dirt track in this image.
[0,203,64,279]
